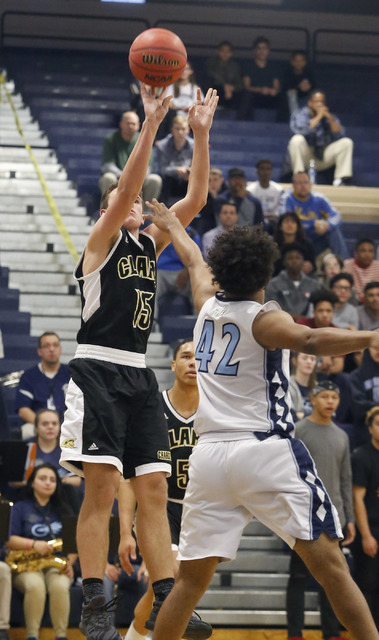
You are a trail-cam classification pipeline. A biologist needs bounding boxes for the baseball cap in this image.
[311,380,340,396]
[228,167,246,179]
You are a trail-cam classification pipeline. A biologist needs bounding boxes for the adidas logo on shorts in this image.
[88,442,99,451]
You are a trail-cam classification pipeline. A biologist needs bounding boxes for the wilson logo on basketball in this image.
[142,53,180,67]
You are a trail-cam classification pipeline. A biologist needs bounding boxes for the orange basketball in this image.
[129,28,187,88]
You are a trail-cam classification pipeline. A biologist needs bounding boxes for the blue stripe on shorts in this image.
[290,437,341,540]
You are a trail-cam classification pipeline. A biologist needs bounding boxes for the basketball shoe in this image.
[80,596,122,640]
[145,602,212,640]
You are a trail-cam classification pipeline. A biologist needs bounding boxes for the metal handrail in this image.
[313,28,379,62]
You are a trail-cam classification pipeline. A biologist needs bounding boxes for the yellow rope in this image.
[0,73,79,262]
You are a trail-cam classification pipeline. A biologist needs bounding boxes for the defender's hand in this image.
[144,198,178,232]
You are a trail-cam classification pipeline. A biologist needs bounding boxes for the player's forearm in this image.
[301,328,374,356]
[118,480,137,536]
[185,130,210,211]
[167,214,204,270]
[117,118,159,198]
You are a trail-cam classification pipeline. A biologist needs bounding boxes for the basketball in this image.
[129,28,187,88]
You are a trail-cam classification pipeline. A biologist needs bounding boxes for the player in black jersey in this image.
[124,339,202,640]
[59,84,218,640]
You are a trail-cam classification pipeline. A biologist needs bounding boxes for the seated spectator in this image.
[319,252,344,287]
[0,559,11,640]
[23,409,82,514]
[279,171,348,262]
[297,289,344,374]
[297,288,338,328]
[156,226,201,320]
[273,210,316,276]
[216,167,263,226]
[350,347,379,446]
[191,167,225,237]
[156,116,194,202]
[289,352,317,421]
[283,49,316,116]
[265,243,319,319]
[166,62,204,119]
[330,273,359,330]
[344,239,379,304]
[288,90,353,186]
[239,36,281,121]
[247,158,284,225]
[202,200,238,259]
[358,282,379,331]
[15,332,70,440]
[7,463,76,640]
[99,110,162,205]
[206,41,242,109]
[352,406,379,628]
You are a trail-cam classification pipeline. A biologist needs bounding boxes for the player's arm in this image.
[253,308,379,355]
[144,202,216,312]
[146,88,219,257]
[85,85,172,262]
[117,479,137,575]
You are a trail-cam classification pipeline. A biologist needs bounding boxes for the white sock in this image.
[124,621,149,640]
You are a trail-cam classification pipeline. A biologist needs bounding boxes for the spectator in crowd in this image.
[297,289,345,374]
[286,380,355,640]
[216,167,263,226]
[99,111,162,203]
[330,273,359,330]
[156,227,202,321]
[191,168,225,237]
[283,50,316,116]
[288,90,353,186]
[265,242,319,319]
[344,239,379,304]
[0,560,11,640]
[206,41,242,109]
[279,171,348,262]
[156,116,194,202]
[202,200,238,259]
[7,463,76,640]
[272,211,316,276]
[358,282,379,331]
[239,36,281,121]
[320,252,344,288]
[289,352,317,422]
[350,347,379,446]
[297,289,338,328]
[15,332,70,439]
[247,158,284,225]
[166,62,204,119]
[352,405,379,629]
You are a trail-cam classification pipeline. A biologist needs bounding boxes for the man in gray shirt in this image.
[265,242,319,319]
[286,379,355,640]
[358,282,379,331]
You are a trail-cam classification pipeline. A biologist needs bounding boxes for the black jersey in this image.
[75,229,156,354]
[162,389,198,502]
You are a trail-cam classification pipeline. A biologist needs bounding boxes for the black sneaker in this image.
[145,600,212,640]
[79,596,121,640]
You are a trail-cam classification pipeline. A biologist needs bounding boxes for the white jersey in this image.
[247,180,283,219]
[193,293,294,438]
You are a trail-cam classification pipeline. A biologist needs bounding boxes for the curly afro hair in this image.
[207,225,279,297]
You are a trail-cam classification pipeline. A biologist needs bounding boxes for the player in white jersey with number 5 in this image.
[144,200,379,640]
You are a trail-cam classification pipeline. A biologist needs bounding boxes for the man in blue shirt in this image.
[15,332,70,430]
[279,171,348,261]
[288,90,353,186]
[216,167,264,227]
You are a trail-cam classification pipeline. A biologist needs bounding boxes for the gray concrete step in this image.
[0,147,57,163]
[0,179,77,197]
[9,272,75,286]
[195,609,320,627]
[0,201,86,215]
[239,535,284,551]
[199,588,318,610]
[20,293,80,309]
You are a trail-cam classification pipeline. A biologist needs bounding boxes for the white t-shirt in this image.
[247,180,284,219]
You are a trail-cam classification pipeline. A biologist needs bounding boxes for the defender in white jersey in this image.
[143,201,379,640]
